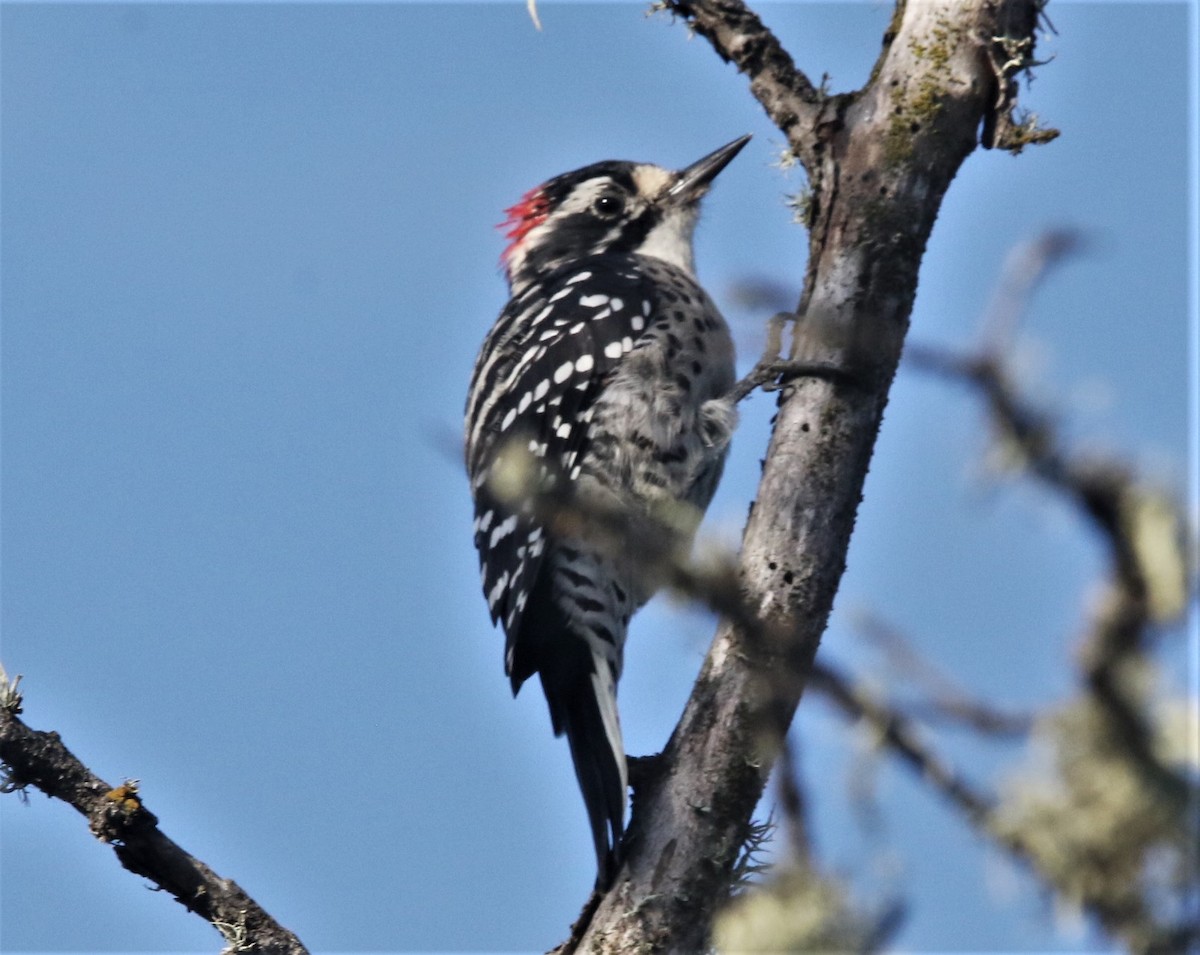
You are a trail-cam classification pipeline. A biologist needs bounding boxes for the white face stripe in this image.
[635,204,699,275]
[555,177,619,213]
[630,164,674,199]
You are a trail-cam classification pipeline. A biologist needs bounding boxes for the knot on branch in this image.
[92,780,159,843]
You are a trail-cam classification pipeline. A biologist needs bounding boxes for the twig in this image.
[774,735,813,863]
[730,358,852,403]
[896,698,1034,736]
[809,662,1002,836]
[727,311,861,403]
[977,230,1081,352]
[854,614,1034,736]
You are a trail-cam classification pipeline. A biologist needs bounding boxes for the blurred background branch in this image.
[774,230,1198,954]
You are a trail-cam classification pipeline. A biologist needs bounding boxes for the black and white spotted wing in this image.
[465,254,656,667]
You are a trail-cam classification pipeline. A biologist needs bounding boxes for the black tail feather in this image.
[540,663,627,887]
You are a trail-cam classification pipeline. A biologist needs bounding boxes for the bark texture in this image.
[568,1,1047,950]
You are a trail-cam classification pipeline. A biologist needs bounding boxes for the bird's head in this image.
[499,134,751,293]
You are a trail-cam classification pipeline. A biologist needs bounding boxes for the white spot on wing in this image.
[489,514,518,548]
[579,294,608,308]
[575,354,594,373]
[553,361,574,383]
[487,571,509,609]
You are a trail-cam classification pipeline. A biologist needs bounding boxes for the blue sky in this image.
[0,2,1193,952]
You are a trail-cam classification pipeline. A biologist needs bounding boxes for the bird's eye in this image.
[593,194,623,218]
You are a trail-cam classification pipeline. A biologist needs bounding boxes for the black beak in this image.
[666,134,752,203]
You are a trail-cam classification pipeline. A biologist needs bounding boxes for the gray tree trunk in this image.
[568,1,1050,950]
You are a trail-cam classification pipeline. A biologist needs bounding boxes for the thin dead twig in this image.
[854,614,1034,736]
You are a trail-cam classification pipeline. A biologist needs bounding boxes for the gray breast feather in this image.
[575,261,736,540]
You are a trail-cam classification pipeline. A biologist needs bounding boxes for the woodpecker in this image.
[465,135,748,886]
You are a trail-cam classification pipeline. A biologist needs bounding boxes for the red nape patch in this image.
[497,186,550,267]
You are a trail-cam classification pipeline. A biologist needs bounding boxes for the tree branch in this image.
[808,661,1017,852]
[810,659,1199,953]
[568,1,1051,950]
[884,234,1195,952]
[0,670,308,955]
[905,335,1192,811]
[657,0,824,161]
